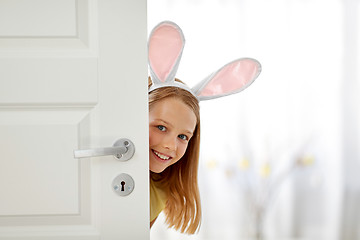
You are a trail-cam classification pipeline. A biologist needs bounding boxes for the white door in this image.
[0,0,149,239]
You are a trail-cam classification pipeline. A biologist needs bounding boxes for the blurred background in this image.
[148,0,359,239]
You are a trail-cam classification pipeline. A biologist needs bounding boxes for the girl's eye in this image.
[178,134,188,141]
[157,125,166,131]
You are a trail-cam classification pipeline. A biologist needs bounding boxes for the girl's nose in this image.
[162,135,177,151]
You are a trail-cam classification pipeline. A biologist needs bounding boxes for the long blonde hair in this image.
[149,78,201,234]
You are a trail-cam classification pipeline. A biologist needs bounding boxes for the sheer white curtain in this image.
[148,0,359,239]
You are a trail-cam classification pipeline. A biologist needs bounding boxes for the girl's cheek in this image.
[179,143,188,156]
[149,131,163,147]
[149,131,155,145]
[148,129,157,143]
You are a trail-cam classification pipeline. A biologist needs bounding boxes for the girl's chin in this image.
[149,159,165,174]
[150,165,166,173]
[149,159,169,173]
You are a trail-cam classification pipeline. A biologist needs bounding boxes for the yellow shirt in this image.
[150,178,167,222]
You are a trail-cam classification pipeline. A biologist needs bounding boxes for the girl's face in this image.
[149,97,197,173]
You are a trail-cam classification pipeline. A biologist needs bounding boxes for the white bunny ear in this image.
[148,21,185,85]
[192,58,261,101]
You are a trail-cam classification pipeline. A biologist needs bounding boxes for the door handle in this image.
[74,138,135,161]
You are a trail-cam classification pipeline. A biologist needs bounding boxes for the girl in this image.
[149,78,201,234]
[148,21,261,234]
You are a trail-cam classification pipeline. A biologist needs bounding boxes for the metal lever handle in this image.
[74,138,135,161]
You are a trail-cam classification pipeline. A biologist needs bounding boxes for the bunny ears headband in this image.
[148,21,262,101]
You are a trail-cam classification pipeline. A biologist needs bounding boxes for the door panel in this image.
[0,0,149,239]
[0,0,77,36]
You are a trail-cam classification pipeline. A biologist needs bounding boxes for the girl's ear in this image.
[192,58,261,101]
[148,21,185,84]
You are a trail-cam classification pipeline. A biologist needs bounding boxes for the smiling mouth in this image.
[152,150,172,161]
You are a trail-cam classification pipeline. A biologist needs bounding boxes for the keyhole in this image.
[121,181,125,191]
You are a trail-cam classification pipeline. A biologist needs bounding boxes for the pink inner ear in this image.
[198,59,259,97]
[149,23,183,82]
